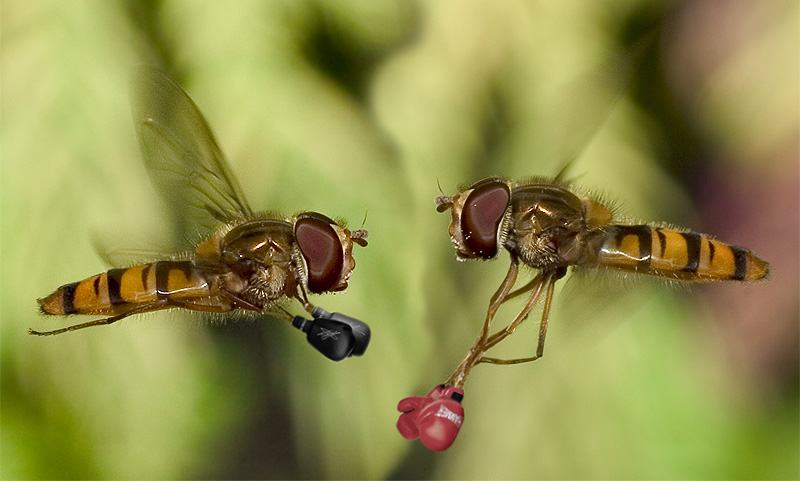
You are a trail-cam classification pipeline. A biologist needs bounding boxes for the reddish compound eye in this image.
[295,217,344,293]
[460,181,510,258]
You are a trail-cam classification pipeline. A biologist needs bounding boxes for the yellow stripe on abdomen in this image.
[38,261,211,316]
[598,225,768,282]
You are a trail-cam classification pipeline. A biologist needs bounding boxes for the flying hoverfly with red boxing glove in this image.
[396,171,768,451]
[394,34,770,450]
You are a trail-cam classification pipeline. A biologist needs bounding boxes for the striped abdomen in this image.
[38,261,210,315]
[597,225,769,282]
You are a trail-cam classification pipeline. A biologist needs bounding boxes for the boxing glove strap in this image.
[437,384,464,403]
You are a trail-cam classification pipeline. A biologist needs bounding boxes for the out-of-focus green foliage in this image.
[2,1,797,479]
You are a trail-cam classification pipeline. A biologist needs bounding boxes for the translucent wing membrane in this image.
[93,242,189,268]
[131,67,254,234]
[547,33,656,183]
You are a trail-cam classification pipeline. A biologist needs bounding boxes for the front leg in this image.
[294,282,316,315]
[479,272,558,365]
[483,273,552,349]
[445,257,521,387]
[479,256,521,342]
[219,289,294,322]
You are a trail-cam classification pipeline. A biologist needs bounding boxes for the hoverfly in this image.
[435,174,769,386]
[395,172,769,450]
[30,68,370,361]
[394,31,771,452]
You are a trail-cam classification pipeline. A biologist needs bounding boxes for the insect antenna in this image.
[435,178,454,212]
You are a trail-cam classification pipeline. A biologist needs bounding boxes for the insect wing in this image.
[539,34,655,183]
[92,239,187,268]
[131,67,254,234]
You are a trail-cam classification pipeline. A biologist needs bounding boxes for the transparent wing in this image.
[131,67,254,234]
[91,234,190,268]
[95,247,189,268]
[554,263,688,341]
[547,33,656,183]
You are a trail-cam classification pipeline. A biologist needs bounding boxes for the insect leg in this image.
[269,304,295,322]
[218,289,260,311]
[173,298,233,313]
[479,274,558,365]
[28,301,169,336]
[479,256,521,342]
[500,271,544,305]
[484,274,550,348]
[207,291,293,322]
[444,257,521,386]
[169,295,294,325]
[295,284,315,314]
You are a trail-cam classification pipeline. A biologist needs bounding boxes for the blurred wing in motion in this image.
[92,238,189,268]
[554,262,680,341]
[131,67,254,234]
[548,33,657,183]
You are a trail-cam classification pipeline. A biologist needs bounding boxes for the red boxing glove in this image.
[396,396,425,440]
[416,386,464,451]
[396,385,465,451]
[396,385,449,440]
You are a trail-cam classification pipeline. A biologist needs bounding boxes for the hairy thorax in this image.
[240,264,292,308]
[512,228,563,268]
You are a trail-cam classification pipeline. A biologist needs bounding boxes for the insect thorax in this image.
[240,264,293,308]
[214,219,298,309]
[507,184,608,270]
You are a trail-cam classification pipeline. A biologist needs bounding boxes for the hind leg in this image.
[29,300,169,336]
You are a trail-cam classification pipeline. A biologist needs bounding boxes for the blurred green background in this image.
[2,1,797,479]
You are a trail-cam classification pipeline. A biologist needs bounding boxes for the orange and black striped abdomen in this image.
[38,261,210,315]
[597,225,769,282]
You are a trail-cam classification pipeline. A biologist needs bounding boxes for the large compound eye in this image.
[295,217,344,293]
[460,180,510,258]
[297,211,337,225]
